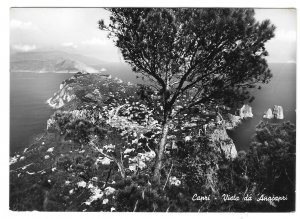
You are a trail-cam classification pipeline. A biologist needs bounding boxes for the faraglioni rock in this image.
[273,105,284,119]
[263,108,273,119]
[239,104,253,119]
[263,105,284,119]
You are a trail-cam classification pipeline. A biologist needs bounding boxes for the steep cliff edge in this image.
[207,122,238,159]
[46,72,86,109]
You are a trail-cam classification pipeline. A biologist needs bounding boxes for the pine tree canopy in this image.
[99,8,276,113]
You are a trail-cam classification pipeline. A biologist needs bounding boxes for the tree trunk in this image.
[116,160,126,179]
[153,122,170,184]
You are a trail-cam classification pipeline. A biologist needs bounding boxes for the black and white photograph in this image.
[9,6,296,212]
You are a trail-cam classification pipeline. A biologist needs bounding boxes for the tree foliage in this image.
[99,8,276,182]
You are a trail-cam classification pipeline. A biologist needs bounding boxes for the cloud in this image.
[81,38,107,46]
[12,44,37,52]
[10,19,37,30]
[61,42,78,49]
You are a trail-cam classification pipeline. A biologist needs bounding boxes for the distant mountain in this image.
[10,50,141,83]
[10,50,108,73]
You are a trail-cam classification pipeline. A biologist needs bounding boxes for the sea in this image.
[10,63,296,155]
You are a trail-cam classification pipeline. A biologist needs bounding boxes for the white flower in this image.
[69,189,74,194]
[129,164,137,172]
[184,136,192,141]
[104,144,115,150]
[42,142,45,145]
[47,147,54,153]
[132,139,138,144]
[84,186,103,205]
[102,199,109,204]
[124,148,135,154]
[10,155,19,165]
[169,176,181,186]
[52,167,56,172]
[140,134,145,139]
[77,181,87,188]
[145,150,156,159]
[100,157,112,165]
[65,181,70,185]
[137,160,146,170]
[104,187,116,196]
[111,207,116,212]
[19,156,25,161]
[92,177,98,182]
[175,180,181,186]
[44,155,50,159]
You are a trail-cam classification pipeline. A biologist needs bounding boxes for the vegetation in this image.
[99,8,275,183]
[10,9,295,212]
[10,73,295,211]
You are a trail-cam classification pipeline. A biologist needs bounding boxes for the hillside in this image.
[10,50,109,73]
[10,72,242,211]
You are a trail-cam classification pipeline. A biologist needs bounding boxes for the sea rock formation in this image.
[263,108,273,119]
[273,105,284,119]
[239,104,253,119]
[263,105,284,119]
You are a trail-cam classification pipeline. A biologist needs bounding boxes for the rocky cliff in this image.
[273,105,284,119]
[239,104,253,119]
[207,122,238,159]
[46,72,109,109]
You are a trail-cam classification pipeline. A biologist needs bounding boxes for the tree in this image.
[99,8,275,183]
[246,121,296,211]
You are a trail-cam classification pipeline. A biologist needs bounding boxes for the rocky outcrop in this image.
[263,108,273,119]
[273,105,284,119]
[47,72,88,109]
[263,105,284,119]
[239,104,253,119]
[209,124,237,159]
[47,83,76,109]
[224,113,242,130]
[206,121,237,159]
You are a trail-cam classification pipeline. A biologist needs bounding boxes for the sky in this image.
[10,8,296,63]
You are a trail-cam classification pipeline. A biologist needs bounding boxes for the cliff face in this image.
[224,113,242,130]
[208,123,238,159]
[239,104,253,119]
[46,72,106,109]
[47,84,76,109]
